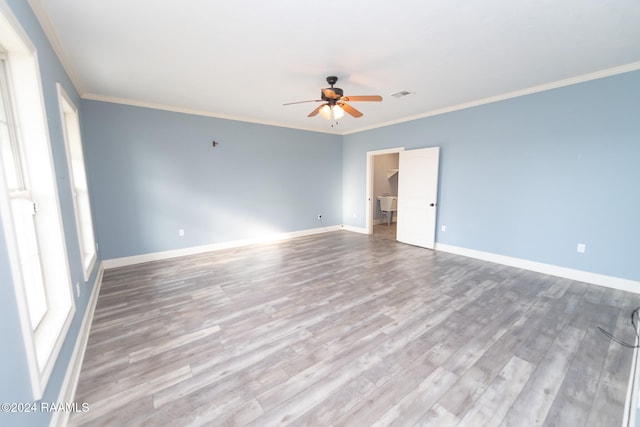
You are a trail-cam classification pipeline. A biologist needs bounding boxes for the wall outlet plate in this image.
[577,243,586,253]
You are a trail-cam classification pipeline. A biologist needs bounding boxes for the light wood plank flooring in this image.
[373,223,397,241]
[70,231,640,426]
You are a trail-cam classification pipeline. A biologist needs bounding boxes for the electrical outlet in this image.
[317,214,322,220]
[577,243,586,253]
[441,224,446,232]
[178,229,185,237]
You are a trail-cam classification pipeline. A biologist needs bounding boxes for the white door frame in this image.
[365,147,405,234]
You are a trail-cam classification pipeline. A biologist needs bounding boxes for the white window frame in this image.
[0,3,75,400]
[57,83,97,281]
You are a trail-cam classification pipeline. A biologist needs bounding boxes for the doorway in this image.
[366,146,440,249]
[365,147,404,238]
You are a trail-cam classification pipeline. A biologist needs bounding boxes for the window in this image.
[0,6,75,399]
[58,84,96,280]
[1,56,49,330]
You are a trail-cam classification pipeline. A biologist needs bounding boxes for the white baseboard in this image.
[50,265,104,427]
[435,243,640,294]
[103,225,342,269]
[623,333,640,427]
[341,224,368,234]
[104,228,639,290]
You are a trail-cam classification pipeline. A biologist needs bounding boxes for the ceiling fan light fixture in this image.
[333,104,344,119]
[319,104,331,119]
[319,104,344,120]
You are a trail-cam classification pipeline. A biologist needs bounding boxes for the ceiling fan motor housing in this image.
[321,86,343,102]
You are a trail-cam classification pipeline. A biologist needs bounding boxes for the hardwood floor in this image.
[373,222,397,241]
[70,231,640,426]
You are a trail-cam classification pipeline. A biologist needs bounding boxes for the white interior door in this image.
[396,147,440,249]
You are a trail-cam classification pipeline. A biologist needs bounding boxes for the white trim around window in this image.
[0,2,75,400]
[57,83,97,282]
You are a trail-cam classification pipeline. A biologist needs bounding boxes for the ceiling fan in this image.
[284,76,382,122]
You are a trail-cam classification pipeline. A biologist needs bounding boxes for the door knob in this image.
[430,203,436,207]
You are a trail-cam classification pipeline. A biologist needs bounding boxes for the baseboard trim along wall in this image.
[102,225,343,269]
[341,229,639,292]
[623,335,640,427]
[341,225,368,234]
[103,225,639,293]
[50,265,104,427]
[435,243,640,294]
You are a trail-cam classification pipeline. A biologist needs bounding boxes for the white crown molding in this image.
[26,0,84,95]
[22,0,640,138]
[81,93,342,135]
[344,61,640,135]
[435,242,640,294]
[85,61,640,137]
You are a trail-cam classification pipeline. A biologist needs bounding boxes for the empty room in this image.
[1,1,639,426]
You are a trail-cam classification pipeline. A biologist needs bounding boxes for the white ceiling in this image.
[28,0,640,135]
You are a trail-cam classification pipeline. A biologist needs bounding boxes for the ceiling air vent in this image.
[390,90,414,99]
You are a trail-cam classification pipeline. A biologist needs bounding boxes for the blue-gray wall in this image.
[0,1,102,426]
[343,70,640,282]
[80,101,343,260]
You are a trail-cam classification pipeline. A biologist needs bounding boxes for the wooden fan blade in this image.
[340,103,363,118]
[322,88,340,99]
[308,104,325,117]
[283,99,323,106]
[341,95,383,102]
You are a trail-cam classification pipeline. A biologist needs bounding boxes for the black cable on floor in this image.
[597,306,640,349]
